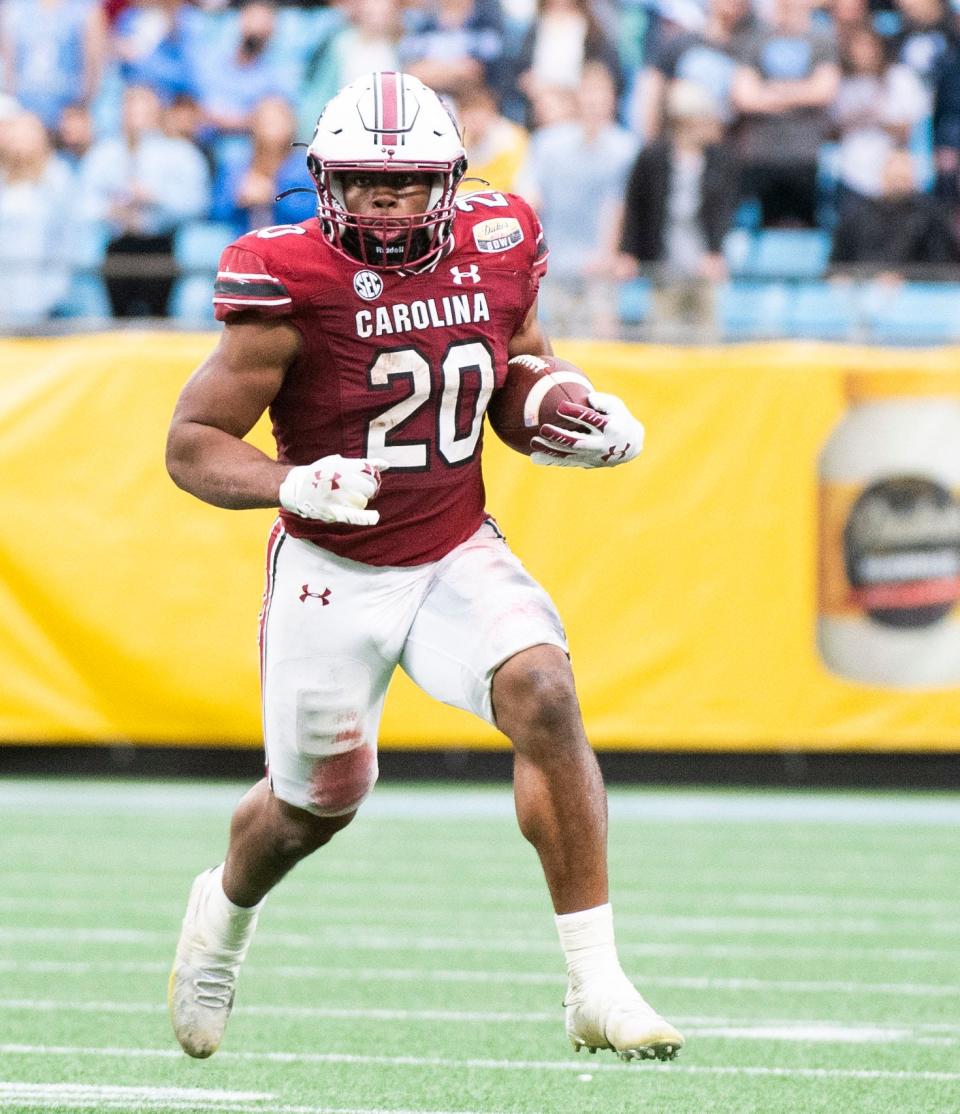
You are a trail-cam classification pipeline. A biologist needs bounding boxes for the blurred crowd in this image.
[3,0,960,333]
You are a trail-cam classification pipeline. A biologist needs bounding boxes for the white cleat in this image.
[168,869,258,1059]
[565,978,685,1063]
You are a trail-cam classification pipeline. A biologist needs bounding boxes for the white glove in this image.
[278,454,389,526]
[530,391,644,468]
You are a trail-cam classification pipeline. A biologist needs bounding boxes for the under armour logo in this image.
[601,444,630,463]
[299,585,332,605]
[450,264,481,285]
[311,471,341,491]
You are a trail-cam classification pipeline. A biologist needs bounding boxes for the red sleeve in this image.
[530,210,549,281]
[212,244,294,321]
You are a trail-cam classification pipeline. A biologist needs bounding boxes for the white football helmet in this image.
[307,71,468,270]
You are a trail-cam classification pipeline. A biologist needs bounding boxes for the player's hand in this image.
[278,454,389,526]
[530,392,644,468]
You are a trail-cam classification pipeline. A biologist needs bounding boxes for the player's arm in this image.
[507,298,553,359]
[167,319,388,524]
[166,319,299,509]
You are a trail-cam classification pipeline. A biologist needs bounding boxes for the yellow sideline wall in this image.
[2,332,959,750]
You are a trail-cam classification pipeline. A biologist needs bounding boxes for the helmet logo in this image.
[353,270,384,300]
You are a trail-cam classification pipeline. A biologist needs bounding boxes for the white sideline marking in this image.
[3,957,956,1000]
[0,925,956,962]
[1,1001,957,1043]
[2,1044,960,1083]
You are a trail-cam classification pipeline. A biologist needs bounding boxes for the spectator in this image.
[830,25,930,202]
[78,84,211,317]
[618,79,740,339]
[196,2,296,138]
[0,0,108,131]
[163,91,206,144]
[731,0,841,227]
[830,147,960,273]
[211,95,315,236]
[527,84,578,129]
[55,102,96,169]
[514,0,622,126]
[113,0,202,105]
[932,40,960,199]
[517,60,637,337]
[399,0,506,99]
[0,111,73,324]
[892,0,957,91]
[631,0,756,144]
[456,80,529,192]
[298,0,403,141]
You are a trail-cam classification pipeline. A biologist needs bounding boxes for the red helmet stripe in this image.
[378,71,399,146]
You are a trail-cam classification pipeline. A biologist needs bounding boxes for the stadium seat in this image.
[169,275,216,324]
[786,281,859,340]
[732,229,832,280]
[56,221,112,320]
[718,281,790,339]
[863,282,960,345]
[617,278,652,325]
[174,221,236,273]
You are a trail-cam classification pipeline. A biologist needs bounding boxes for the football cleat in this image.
[168,869,259,1059]
[564,978,684,1063]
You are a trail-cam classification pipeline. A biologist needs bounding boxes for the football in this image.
[486,354,594,456]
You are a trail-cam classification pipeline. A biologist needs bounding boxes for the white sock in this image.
[201,864,265,953]
[555,902,629,991]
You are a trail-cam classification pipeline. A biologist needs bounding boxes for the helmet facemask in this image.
[307,73,468,270]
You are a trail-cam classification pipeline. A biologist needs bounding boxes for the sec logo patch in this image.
[353,270,384,300]
[473,217,524,254]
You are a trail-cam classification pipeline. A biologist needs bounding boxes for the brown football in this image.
[486,354,594,456]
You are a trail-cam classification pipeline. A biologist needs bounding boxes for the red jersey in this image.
[213,192,549,566]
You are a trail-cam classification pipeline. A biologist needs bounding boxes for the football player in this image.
[165,71,683,1064]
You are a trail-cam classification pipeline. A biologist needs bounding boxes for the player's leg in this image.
[491,644,607,914]
[401,522,683,1061]
[492,645,683,1060]
[169,783,353,1059]
[170,528,424,1058]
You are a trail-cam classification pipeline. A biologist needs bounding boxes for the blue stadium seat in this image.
[718,281,790,339]
[733,229,832,280]
[169,275,216,324]
[174,221,235,272]
[864,282,960,345]
[56,221,112,319]
[617,278,652,325]
[786,281,859,340]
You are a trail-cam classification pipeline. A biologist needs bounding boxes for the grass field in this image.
[0,777,958,1114]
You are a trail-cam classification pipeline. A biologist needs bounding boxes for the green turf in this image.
[0,778,958,1114]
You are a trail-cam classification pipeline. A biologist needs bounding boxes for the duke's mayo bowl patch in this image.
[473,217,524,253]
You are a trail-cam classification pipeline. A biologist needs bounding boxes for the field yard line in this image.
[1,1000,957,1042]
[3,957,956,1000]
[2,1044,960,1082]
[0,1084,269,1100]
[3,890,957,922]
[1,924,956,961]
[4,896,957,937]
[0,1085,518,1114]
[0,998,556,1022]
